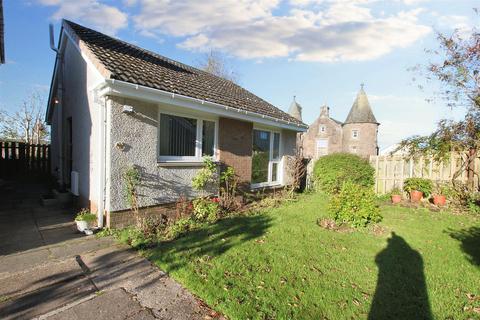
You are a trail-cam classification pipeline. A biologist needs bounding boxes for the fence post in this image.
[19,143,25,175]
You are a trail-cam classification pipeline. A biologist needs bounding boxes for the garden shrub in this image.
[403,178,433,197]
[193,197,220,223]
[192,157,217,191]
[313,153,375,194]
[165,218,196,240]
[328,181,382,228]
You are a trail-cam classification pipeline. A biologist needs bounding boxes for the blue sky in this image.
[0,0,477,149]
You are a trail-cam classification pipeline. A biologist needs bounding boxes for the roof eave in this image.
[101,79,308,132]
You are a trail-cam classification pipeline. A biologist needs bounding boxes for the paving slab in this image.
[40,226,84,245]
[0,248,52,275]
[44,289,156,320]
[0,273,96,320]
[48,236,115,259]
[0,258,83,299]
[80,245,218,320]
[81,244,140,271]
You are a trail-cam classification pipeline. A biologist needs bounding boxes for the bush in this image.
[75,208,97,223]
[192,157,217,191]
[165,218,196,240]
[192,198,220,223]
[403,178,433,197]
[328,181,382,228]
[313,153,375,195]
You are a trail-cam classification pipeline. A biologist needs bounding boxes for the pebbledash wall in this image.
[106,97,206,227]
[105,96,298,228]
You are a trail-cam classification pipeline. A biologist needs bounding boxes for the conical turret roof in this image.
[288,96,303,121]
[344,85,378,124]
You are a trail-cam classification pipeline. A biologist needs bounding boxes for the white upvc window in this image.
[352,129,359,139]
[158,111,218,162]
[251,129,281,188]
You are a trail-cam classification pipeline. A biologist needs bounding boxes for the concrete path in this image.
[0,181,221,319]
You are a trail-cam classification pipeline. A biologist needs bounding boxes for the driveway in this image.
[0,180,221,319]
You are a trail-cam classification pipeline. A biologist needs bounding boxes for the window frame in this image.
[316,138,328,158]
[319,125,326,134]
[352,129,359,139]
[157,110,218,163]
[251,128,282,189]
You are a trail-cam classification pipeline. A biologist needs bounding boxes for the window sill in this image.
[157,161,206,167]
[250,182,283,190]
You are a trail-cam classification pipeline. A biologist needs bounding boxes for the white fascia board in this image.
[100,79,308,132]
[46,30,67,124]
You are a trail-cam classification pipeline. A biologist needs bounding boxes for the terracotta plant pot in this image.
[433,195,446,206]
[391,194,402,204]
[410,190,423,203]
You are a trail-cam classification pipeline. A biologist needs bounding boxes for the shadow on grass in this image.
[447,226,480,267]
[369,232,432,320]
[148,214,272,273]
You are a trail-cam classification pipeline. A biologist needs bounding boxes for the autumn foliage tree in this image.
[400,15,480,190]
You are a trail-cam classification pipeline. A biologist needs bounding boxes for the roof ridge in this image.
[62,19,306,127]
[63,19,200,75]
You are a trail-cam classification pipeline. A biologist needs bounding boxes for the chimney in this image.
[320,105,329,118]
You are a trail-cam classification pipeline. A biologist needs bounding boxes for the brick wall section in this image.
[218,117,253,189]
[107,203,177,229]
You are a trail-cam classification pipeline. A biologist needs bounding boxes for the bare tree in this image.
[0,91,49,144]
[196,50,239,83]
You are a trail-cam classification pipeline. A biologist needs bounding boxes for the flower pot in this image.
[76,220,89,232]
[391,194,402,204]
[433,195,446,206]
[410,190,423,203]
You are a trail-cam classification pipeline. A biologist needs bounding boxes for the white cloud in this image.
[132,0,431,62]
[402,0,429,5]
[435,14,472,38]
[37,0,128,35]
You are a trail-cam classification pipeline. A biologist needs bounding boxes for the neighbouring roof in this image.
[344,86,378,124]
[0,0,5,64]
[288,96,302,121]
[331,118,343,125]
[64,20,306,127]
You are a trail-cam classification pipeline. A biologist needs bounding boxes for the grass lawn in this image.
[143,194,480,319]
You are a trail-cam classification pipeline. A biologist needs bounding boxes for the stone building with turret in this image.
[294,85,379,159]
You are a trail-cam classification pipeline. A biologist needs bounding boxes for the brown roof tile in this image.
[64,20,306,127]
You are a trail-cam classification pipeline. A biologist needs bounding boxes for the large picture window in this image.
[252,129,281,186]
[158,113,216,162]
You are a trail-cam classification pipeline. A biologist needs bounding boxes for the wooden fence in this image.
[369,153,480,194]
[0,141,50,178]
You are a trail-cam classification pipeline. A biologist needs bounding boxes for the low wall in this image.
[107,203,177,229]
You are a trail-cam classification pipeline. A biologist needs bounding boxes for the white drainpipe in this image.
[97,95,107,228]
